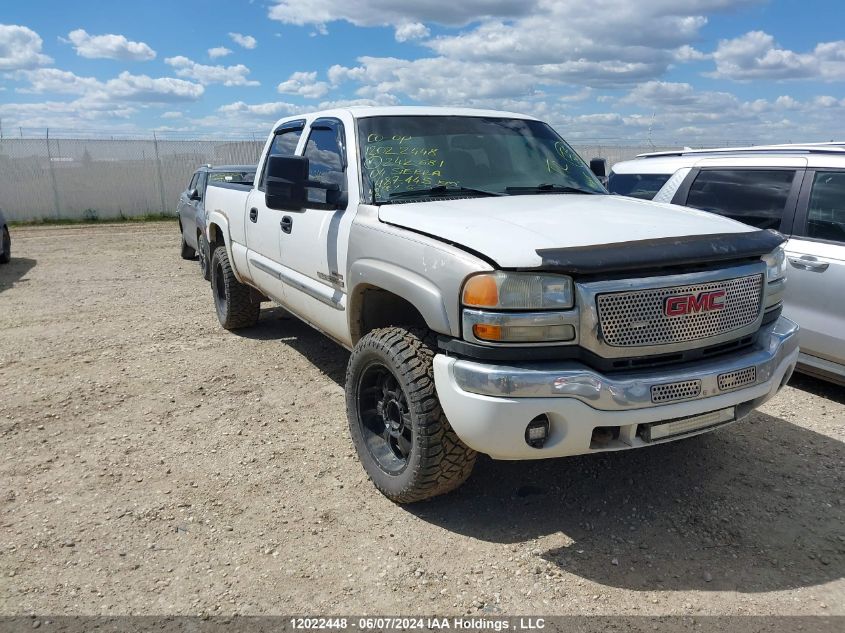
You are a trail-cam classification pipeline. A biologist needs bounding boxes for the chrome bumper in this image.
[450,317,799,411]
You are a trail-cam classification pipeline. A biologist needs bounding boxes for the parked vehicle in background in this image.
[0,209,10,264]
[177,165,255,280]
[609,143,845,385]
[201,106,798,503]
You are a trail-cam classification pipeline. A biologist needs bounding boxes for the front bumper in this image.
[433,317,799,459]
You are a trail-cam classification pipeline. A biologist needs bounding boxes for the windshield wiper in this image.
[386,185,504,201]
[505,183,601,195]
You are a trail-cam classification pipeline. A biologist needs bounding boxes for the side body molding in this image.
[348,258,451,336]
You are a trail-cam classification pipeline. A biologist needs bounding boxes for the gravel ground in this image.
[0,222,843,616]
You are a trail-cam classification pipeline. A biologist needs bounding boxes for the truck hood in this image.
[378,194,756,269]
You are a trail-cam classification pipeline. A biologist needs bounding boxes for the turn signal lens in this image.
[462,275,499,308]
[471,322,575,343]
[472,323,502,341]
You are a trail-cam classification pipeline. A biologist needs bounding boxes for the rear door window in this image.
[607,172,671,200]
[805,171,845,243]
[685,169,795,229]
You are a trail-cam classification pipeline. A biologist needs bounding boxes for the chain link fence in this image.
[0,133,675,222]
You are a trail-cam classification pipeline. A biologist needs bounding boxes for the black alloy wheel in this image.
[356,362,414,474]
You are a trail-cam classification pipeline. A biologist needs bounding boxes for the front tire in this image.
[210,245,259,330]
[346,327,476,503]
[197,233,211,281]
[0,227,9,264]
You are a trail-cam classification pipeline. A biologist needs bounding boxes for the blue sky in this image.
[1,0,844,143]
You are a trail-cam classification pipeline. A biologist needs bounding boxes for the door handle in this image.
[280,216,293,234]
[249,207,258,223]
[788,256,829,272]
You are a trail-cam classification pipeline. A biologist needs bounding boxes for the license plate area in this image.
[640,407,735,442]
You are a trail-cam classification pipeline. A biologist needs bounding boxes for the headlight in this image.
[462,272,574,310]
[762,245,787,282]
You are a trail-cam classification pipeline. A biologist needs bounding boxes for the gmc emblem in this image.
[664,289,726,317]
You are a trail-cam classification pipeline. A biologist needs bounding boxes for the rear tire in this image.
[210,245,259,330]
[0,227,9,264]
[197,234,211,281]
[346,327,476,503]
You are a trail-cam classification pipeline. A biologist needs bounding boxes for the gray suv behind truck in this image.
[177,165,255,280]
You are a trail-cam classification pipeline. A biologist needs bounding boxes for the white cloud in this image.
[268,0,531,29]
[394,22,430,42]
[618,81,759,125]
[277,71,330,99]
[576,80,845,144]
[208,46,232,59]
[329,56,540,105]
[621,81,703,107]
[5,2,845,143]
[813,95,845,108]
[0,99,137,130]
[711,31,845,81]
[317,95,401,109]
[307,1,764,104]
[164,56,259,87]
[559,87,593,103]
[774,95,800,110]
[0,24,52,70]
[228,32,257,49]
[65,29,156,61]
[15,67,204,102]
[219,101,300,117]
[419,2,741,82]
[105,71,205,101]
[188,101,303,135]
[674,45,709,62]
[15,68,101,94]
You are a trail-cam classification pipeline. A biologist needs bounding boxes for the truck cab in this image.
[202,107,799,503]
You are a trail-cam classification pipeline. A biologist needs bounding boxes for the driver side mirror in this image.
[265,155,309,211]
[589,158,608,186]
[188,188,201,201]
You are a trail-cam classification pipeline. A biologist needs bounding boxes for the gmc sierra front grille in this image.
[596,274,763,347]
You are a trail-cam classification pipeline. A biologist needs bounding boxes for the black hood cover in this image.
[533,229,785,275]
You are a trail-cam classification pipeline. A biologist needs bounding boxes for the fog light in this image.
[525,414,550,448]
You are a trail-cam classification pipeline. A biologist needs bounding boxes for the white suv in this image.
[609,144,845,385]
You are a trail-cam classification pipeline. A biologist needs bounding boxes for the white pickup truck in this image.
[203,106,798,503]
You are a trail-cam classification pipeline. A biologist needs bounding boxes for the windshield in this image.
[357,116,606,203]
